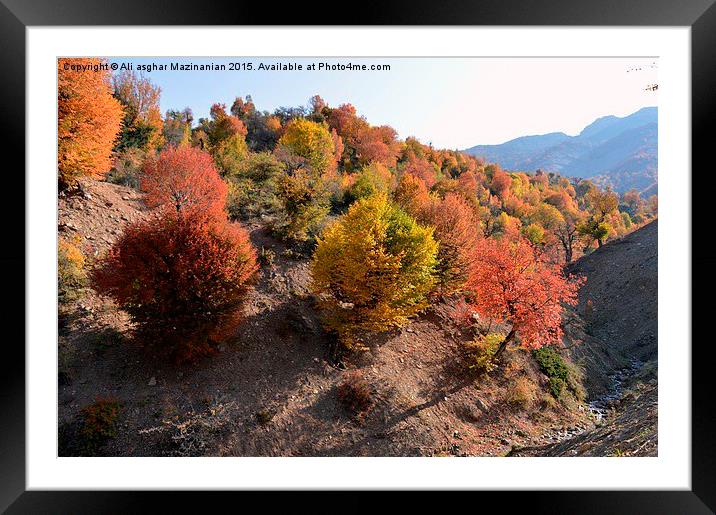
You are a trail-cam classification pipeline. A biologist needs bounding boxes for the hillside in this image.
[58,180,658,457]
[465,107,657,194]
[515,220,658,457]
[58,179,601,457]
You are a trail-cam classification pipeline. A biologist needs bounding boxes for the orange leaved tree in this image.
[141,145,228,220]
[418,193,481,294]
[464,237,583,359]
[92,214,258,361]
[57,58,124,189]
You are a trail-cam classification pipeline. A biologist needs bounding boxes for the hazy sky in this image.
[109,57,657,149]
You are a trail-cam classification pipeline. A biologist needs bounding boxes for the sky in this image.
[108,57,657,149]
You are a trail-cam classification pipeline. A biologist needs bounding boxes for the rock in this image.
[474,398,489,411]
[148,377,157,386]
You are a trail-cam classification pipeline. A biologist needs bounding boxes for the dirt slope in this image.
[58,179,591,457]
[517,220,659,457]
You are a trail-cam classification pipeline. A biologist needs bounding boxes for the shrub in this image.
[107,147,146,189]
[213,133,249,175]
[463,332,504,373]
[565,360,587,402]
[506,376,537,409]
[259,246,276,267]
[225,152,283,220]
[337,371,373,418]
[80,397,121,453]
[532,346,570,398]
[58,237,87,302]
[274,168,330,241]
[92,215,258,361]
[312,194,438,349]
[521,223,546,246]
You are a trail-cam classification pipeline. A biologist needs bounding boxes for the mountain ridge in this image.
[465,107,657,194]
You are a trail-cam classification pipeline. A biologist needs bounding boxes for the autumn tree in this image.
[463,237,583,360]
[312,194,438,349]
[163,109,192,147]
[490,168,513,199]
[418,193,481,294]
[278,118,335,175]
[57,58,124,189]
[92,214,258,361]
[393,173,431,216]
[230,95,256,120]
[578,187,619,247]
[141,145,228,220]
[344,162,394,205]
[113,70,164,152]
[554,209,583,263]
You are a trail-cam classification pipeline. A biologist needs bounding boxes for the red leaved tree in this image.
[141,145,228,220]
[92,214,258,361]
[464,237,583,359]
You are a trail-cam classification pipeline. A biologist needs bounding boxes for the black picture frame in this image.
[1,0,712,511]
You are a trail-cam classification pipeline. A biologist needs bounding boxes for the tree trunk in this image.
[493,328,516,360]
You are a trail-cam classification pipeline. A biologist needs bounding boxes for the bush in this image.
[533,346,570,398]
[80,397,121,453]
[225,152,283,220]
[312,194,438,349]
[274,169,330,241]
[259,246,276,267]
[463,332,504,373]
[107,147,146,189]
[506,376,537,409]
[337,372,373,418]
[58,237,87,303]
[92,215,258,361]
[213,133,249,175]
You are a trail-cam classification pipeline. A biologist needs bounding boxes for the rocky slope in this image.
[516,220,658,457]
[58,180,657,457]
[58,180,591,457]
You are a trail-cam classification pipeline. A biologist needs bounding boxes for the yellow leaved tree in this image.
[311,193,438,350]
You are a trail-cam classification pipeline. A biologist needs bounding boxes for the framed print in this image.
[2,0,713,512]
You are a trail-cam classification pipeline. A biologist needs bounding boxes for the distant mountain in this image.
[465,107,657,194]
